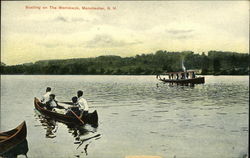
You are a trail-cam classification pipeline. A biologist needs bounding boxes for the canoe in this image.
[159,76,205,84]
[0,139,29,157]
[34,97,98,126]
[0,121,27,154]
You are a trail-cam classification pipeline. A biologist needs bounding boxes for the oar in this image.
[55,101,84,124]
[56,104,67,109]
[59,101,74,105]
[70,109,84,125]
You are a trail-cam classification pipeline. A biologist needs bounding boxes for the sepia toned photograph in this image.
[0,1,249,158]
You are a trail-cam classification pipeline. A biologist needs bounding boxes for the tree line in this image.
[1,50,249,75]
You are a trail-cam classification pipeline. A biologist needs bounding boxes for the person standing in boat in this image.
[41,87,52,103]
[77,90,89,115]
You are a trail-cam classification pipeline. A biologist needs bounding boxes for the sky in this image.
[1,1,249,65]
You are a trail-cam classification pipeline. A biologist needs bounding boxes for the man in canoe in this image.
[65,96,82,117]
[45,94,58,110]
[41,87,52,104]
[45,94,64,111]
[77,90,89,116]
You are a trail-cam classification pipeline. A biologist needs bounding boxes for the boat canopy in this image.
[164,70,198,75]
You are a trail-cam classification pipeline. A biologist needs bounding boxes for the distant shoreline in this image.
[1,50,249,76]
[0,74,248,76]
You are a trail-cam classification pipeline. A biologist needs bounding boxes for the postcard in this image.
[0,1,249,158]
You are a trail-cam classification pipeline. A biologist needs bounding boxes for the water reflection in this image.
[36,113,58,138]
[75,133,101,156]
[34,112,101,156]
[168,82,195,87]
[0,139,29,158]
[67,124,101,156]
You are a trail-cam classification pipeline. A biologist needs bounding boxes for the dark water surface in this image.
[0,75,248,158]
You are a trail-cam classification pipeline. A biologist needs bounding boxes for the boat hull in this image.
[159,77,205,84]
[0,121,27,154]
[0,139,29,157]
[34,98,98,126]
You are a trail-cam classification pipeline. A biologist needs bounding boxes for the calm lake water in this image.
[0,75,249,158]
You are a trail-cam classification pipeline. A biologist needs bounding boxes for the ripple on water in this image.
[195,124,207,128]
[154,110,169,113]
[237,112,248,115]
[153,115,162,118]
[241,127,248,132]
[206,125,215,128]
[216,112,227,115]
[230,130,240,133]
[155,105,166,108]
[131,114,138,117]
[130,109,145,112]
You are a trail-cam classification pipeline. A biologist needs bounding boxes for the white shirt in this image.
[68,103,80,109]
[45,100,58,110]
[77,97,89,111]
[41,92,51,103]
[49,100,58,108]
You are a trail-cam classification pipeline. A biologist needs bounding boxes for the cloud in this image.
[174,35,195,39]
[166,29,195,39]
[37,33,142,49]
[38,43,61,48]
[54,16,68,22]
[71,18,90,23]
[167,29,194,34]
[54,16,90,23]
[38,42,81,48]
[84,34,142,48]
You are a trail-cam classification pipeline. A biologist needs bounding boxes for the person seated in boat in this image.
[45,94,66,112]
[45,94,60,110]
[192,72,196,78]
[77,90,89,116]
[171,74,174,80]
[186,72,189,79]
[176,74,179,80]
[181,73,185,79]
[65,96,82,117]
[41,87,52,104]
